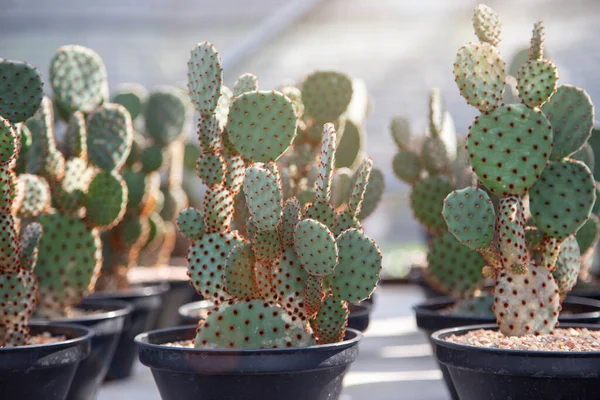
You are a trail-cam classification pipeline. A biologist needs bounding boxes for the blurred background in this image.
[2,0,599,278]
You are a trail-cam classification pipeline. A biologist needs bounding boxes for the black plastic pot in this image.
[87,282,168,380]
[33,299,132,400]
[145,279,196,330]
[136,325,362,400]
[0,322,92,400]
[348,302,372,332]
[432,323,600,400]
[415,295,600,400]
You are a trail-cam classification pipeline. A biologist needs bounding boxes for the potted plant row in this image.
[134,41,383,400]
[430,5,600,400]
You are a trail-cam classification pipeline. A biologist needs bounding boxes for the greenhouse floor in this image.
[98,284,448,400]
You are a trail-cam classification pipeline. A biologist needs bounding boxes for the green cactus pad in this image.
[145,87,189,146]
[19,222,42,273]
[122,169,148,212]
[233,73,259,96]
[251,229,283,265]
[222,153,245,196]
[301,71,353,124]
[442,187,495,250]
[273,247,308,320]
[243,164,282,232]
[111,83,148,120]
[494,264,560,336]
[197,114,221,152]
[160,186,188,221]
[552,235,580,297]
[529,159,596,239]
[449,294,494,318]
[472,4,502,46]
[515,59,558,108]
[176,207,205,241]
[86,103,133,170]
[428,88,445,136]
[335,211,362,236]
[66,111,87,160]
[466,104,552,195]
[202,185,234,233]
[0,59,44,123]
[529,21,545,60]
[18,174,51,218]
[187,41,223,116]
[421,137,449,176]
[315,123,336,202]
[35,212,101,315]
[542,85,594,160]
[390,117,411,150]
[313,296,348,345]
[228,90,297,162]
[335,119,362,169]
[25,96,54,175]
[453,42,506,112]
[392,149,421,184]
[118,214,148,247]
[224,242,259,300]
[330,228,381,302]
[303,200,336,233]
[572,142,595,173]
[255,262,278,303]
[0,213,19,271]
[216,86,233,129]
[0,117,18,166]
[331,169,352,208]
[85,170,127,230]
[347,157,372,217]
[575,214,599,254]
[196,151,225,186]
[496,195,528,268]
[50,45,108,114]
[143,212,165,250]
[358,167,384,220]
[294,218,338,276]
[0,167,20,214]
[0,268,37,347]
[280,86,304,119]
[304,274,324,318]
[186,231,243,303]
[281,198,301,247]
[411,175,454,233]
[140,144,164,173]
[14,123,31,174]
[426,231,486,298]
[194,300,314,349]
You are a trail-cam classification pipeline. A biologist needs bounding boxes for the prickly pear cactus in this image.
[0,58,45,347]
[443,6,595,336]
[177,42,382,349]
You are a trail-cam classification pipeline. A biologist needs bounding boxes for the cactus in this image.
[177,41,382,349]
[0,59,45,347]
[442,6,595,336]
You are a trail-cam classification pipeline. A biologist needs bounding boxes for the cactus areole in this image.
[443,5,595,337]
[176,41,383,349]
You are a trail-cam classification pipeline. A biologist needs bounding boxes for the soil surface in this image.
[29,332,67,345]
[445,328,600,351]
[162,339,194,348]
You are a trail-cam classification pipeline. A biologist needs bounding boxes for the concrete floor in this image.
[98,284,448,400]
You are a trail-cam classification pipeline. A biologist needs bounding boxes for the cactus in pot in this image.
[0,58,45,346]
[177,41,382,348]
[442,5,595,336]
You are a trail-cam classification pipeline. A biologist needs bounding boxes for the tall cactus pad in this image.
[358,167,385,220]
[233,73,259,97]
[223,152,245,196]
[331,229,381,302]
[197,114,221,152]
[529,160,596,239]
[187,41,223,116]
[496,196,528,269]
[313,296,349,345]
[145,87,189,146]
[428,88,445,136]
[202,185,234,233]
[552,235,580,297]
[52,158,89,214]
[196,151,225,186]
[273,247,308,319]
[347,157,372,217]
[453,42,506,112]
[243,164,282,231]
[301,71,353,124]
[0,60,44,123]
[411,176,454,233]
[315,123,336,202]
[18,174,51,218]
[443,187,495,250]
[66,111,87,160]
[194,300,314,349]
[281,198,302,247]
[0,214,20,269]
[224,242,259,300]
[472,4,502,46]
[86,103,133,170]
[390,117,411,150]
[515,59,558,108]
[0,268,37,347]
[541,85,594,160]
[304,274,324,317]
[294,219,338,276]
[228,91,297,162]
[35,212,101,317]
[494,265,560,336]
[176,207,205,241]
[50,45,108,114]
[421,136,450,175]
[186,231,243,303]
[426,231,486,298]
[466,104,552,195]
[0,117,18,166]
[529,21,545,60]
[85,170,128,229]
[335,120,362,169]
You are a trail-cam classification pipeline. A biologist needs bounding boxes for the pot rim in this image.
[32,298,133,324]
[135,324,363,355]
[0,322,93,353]
[432,323,600,356]
[88,281,169,300]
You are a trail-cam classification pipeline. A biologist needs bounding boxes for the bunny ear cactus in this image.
[177,41,382,349]
[443,6,595,336]
[0,59,45,347]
